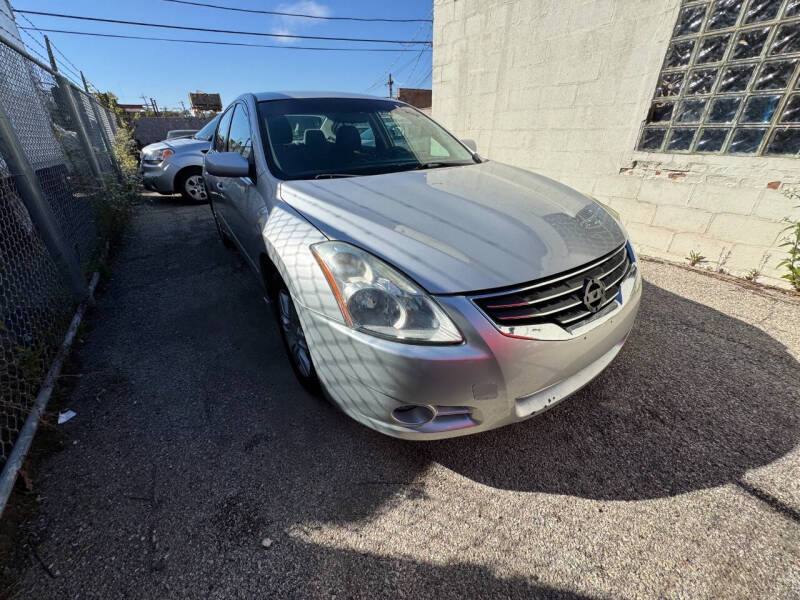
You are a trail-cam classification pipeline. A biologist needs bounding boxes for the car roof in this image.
[252,91,399,102]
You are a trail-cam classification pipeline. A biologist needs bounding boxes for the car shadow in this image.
[424,280,799,501]
[14,204,798,597]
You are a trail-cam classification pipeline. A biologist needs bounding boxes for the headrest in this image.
[335,125,361,152]
[267,116,292,145]
[304,129,326,148]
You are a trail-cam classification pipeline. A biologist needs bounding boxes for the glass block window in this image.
[639,0,800,155]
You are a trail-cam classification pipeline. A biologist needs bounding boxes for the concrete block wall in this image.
[432,0,800,288]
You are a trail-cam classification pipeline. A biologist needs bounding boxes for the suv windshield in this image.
[257,98,477,180]
[194,115,220,141]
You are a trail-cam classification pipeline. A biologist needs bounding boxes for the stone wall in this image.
[133,116,212,148]
[432,0,800,287]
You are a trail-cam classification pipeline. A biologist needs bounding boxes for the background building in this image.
[398,87,433,111]
[433,0,800,287]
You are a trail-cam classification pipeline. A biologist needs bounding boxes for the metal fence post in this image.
[81,71,121,180]
[58,77,105,186]
[0,100,88,300]
[43,37,104,186]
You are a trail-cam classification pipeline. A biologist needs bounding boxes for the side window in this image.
[214,108,234,152]
[227,105,253,160]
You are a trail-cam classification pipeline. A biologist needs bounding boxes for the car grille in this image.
[471,244,631,330]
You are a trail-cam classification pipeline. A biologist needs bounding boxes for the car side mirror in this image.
[461,138,477,153]
[205,152,250,178]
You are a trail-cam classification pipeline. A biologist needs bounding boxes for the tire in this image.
[176,168,208,203]
[270,274,322,395]
[210,201,235,249]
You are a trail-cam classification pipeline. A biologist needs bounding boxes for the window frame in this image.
[226,103,254,160]
[213,106,235,153]
[638,0,800,157]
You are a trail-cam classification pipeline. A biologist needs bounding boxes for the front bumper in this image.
[139,159,174,193]
[298,263,642,440]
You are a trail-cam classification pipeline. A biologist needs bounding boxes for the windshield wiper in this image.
[313,173,359,179]
[415,162,455,170]
[398,162,472,172]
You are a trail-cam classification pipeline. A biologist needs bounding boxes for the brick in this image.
[688,184,760,216]
[652,205,713,233]
[625,222,674,252]
[669,233,729,264]
[752,189,800,221]
[706,214,786,246]
[593,174,643,199]
[605,198,656,225]
[725,244,774,274]
[637,178,693,207]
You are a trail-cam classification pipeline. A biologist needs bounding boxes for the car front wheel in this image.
[177,169,207,203]
[272,276,321,394]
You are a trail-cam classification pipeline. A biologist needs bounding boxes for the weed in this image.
[778,189,800,291]
[686,249,705,266]
[89,123,141,256]
[744,268,759,281]
[778,219,800,291]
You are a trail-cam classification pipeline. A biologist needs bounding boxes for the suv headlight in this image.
[145,148,173,162]
[311,241,462,344]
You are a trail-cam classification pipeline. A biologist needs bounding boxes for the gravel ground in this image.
[6,195,800,599]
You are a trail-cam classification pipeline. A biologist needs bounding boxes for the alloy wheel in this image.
[278,289,312,378]
[184,174,207,201]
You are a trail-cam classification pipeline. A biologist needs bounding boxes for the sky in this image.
[6,0,433,111]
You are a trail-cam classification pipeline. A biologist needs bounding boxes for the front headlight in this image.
[311,241,462,344]
[145,148,173,162]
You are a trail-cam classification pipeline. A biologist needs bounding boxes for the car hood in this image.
[141,137,209,156]
[279,161,626,295]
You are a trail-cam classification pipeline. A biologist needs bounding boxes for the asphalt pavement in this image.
[7,194,800,599]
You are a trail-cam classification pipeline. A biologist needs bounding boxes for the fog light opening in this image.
[391,404,436,428]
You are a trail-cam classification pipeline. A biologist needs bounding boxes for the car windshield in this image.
[194,115,220,141]
[257,98,477,180]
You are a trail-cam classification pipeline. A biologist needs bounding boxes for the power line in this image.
[0,24,82,89]
[363,17,432,93]
[13,10,433,45]
[18,27,433,53]
[411,67,433,88]
[401,46,428,87]
[162,0,432,23]
[14,9,101,90]
[16,19,83,80]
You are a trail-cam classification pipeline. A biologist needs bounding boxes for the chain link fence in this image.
[0,34,120,467]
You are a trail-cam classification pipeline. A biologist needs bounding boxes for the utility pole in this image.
[150,97,160,117]
[387,73,394,99]
[180,100,187,115]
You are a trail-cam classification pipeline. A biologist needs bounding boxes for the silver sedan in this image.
[203,92,641,440]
